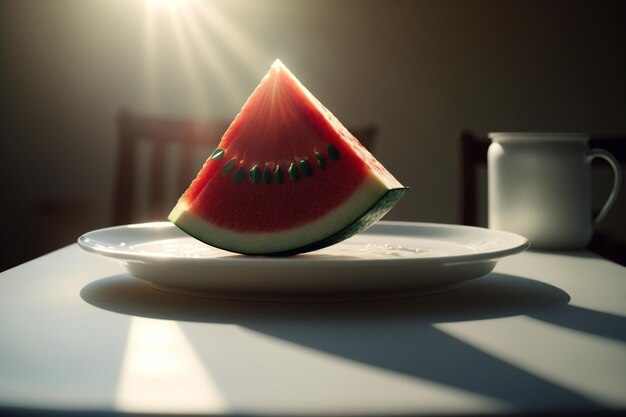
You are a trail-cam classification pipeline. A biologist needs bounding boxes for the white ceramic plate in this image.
[78,221,529,300]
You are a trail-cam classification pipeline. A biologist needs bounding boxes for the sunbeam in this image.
[115,317,227,414]
[192,0,269,76]
[437,316,626,406]
[140,2,159,111]
[139,0,272,117]
[148,0,188,13]
[165,6,211,116]
[177,3,244,109]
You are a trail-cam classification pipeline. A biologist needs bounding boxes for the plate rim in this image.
[77,220,530,266]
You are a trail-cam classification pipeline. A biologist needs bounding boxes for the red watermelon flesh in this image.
[169,59,407,255]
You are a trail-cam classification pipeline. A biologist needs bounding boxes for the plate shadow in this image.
[80,273,615,410]
[81,272,570,324]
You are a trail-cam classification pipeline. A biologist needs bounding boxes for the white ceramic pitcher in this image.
[487,132,622,249]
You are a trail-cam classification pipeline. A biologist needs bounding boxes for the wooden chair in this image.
[459,131,491,227]
[459,130,626,264]
[113,111,379,225]
[113,111,230,225]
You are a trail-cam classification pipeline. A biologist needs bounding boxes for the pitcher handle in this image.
[588,148,622,224]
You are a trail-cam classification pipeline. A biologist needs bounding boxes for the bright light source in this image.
[148,0,187,12]
[140,0,272,115]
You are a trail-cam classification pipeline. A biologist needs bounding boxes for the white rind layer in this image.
[168,174,393,254]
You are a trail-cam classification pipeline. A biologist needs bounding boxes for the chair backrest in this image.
[114,111,230,225]
[459,130,626,264]
[459,131,490,227]
[113,111,378,225]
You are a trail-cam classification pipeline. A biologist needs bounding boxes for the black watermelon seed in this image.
[274,165,284,184]
[233,166,246,183]
[299,159,312,176]
[210,148,225,160]
[288,162,300,181]
[221,158,236,176]
[262,165,272,184]
[249,165,261,183]
[315,152,326,169]
[327,143,340,160]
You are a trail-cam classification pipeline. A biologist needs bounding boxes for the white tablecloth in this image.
[0,245,625,415]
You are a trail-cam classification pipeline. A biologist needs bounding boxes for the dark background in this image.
[1,0,625,271]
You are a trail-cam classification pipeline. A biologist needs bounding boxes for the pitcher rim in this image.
[488,132,589,143]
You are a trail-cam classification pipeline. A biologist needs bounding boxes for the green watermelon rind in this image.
[170,187,407,257]
[268,187,408,256]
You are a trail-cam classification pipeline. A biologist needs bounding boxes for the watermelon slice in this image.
[169,59,407,255]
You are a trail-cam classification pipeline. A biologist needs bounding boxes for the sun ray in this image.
[115,317,227,413]
[141,1,160,111]
[177,3,243,110]
[139,0,274,117]
[192,0,269,76]
[165,5,211,116]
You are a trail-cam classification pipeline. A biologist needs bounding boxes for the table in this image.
[1,244,625,416]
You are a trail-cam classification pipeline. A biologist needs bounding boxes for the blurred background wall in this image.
[1,0,625,270]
